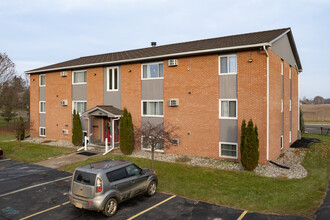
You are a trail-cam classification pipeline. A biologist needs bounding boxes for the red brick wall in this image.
[121,63,142,140]
[45,71,73,141]
[87,67,104,109]
[268,49,299,161]
[164,55,219,158]
[29,74,40,137]
[237,50,268,164]
[291,66,299,142]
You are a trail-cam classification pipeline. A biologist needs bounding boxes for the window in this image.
[73,70,86,84]
[39,127,46,137]
[39,74,45,86]
[280,135,284,149]
[220,100,237,119]
[107,168,128,182]
[142,63,164,79]
[107,67,119,91]
[39,101,46,113]
[74,171,96,186]
[141,136,164,152]
[219,55,237,74]
[142,101,164,116]
[73,101,87,114]
[220,142,237,158]
[126,164,141,177]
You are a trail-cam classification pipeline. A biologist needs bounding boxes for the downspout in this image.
[263,45,270,161]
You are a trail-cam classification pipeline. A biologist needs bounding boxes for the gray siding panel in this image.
[142,79,164,100]
[271,34,297,67]
[39,114,45,127]
[219,119,237,143]
[72,85,87,100]
[219,75,237,99]
[104,66,121,109]
[39,87,45,101]
[141,117,164,126]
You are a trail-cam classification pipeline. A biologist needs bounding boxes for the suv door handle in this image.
[114,185,118,188]
[131,180,135,183]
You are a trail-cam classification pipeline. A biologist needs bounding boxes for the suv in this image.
[69,159,158,217]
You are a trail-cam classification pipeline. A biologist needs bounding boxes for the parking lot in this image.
[0,159,310,220]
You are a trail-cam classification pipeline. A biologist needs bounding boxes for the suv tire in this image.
[103,198,118,217]
[146,181,157,197]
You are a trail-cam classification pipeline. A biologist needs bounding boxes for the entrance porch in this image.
[81,105,123,151]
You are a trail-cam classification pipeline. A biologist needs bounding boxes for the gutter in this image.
[25,43,270,74]
[263,45,270,161]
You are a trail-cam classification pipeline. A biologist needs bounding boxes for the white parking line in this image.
[0,176,72,198]
[0,158,11,162]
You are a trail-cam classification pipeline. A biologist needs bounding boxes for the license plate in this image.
[74,202,83,209]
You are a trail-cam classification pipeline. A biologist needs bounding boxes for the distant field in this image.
[301,104,330,122]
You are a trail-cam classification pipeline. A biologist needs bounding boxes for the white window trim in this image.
[289,66,292,79]
[39,74,46,87]
[106,66,119,92]
[141,136,165,152]
[289,131,292,144]
[141,62,164,80]
[72,100,87,115]
[218,54,237,75]
[39,127,46,137]
[281,60,284,76]
[141,100,164,117]
[219,142,238,159]
[289,99,292,112]
[39,101,46,113]
[219,99,238,119]
[281,99,284,113]
[72,70,87,85]
[281,135,284,149]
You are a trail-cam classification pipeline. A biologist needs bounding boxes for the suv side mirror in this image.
[140,169,145,175]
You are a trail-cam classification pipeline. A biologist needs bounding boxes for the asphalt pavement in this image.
[305,124,330,135]
[0,158,328,220]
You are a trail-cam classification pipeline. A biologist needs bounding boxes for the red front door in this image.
[104,118,111,142]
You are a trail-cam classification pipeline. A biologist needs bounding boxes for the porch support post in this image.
[111,118,115,149]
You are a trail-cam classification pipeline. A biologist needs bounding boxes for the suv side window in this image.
[107,167,128,182]
[126,164,141,177]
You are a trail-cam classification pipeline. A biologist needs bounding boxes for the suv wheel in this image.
[103,198,118,217]
[146,181,157,197]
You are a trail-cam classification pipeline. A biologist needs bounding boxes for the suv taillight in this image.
[96,177,102,192]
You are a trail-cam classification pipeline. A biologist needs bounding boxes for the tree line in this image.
[301,96,330,105]
[0,53,30,122]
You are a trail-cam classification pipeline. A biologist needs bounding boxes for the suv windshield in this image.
[74,171,96,186]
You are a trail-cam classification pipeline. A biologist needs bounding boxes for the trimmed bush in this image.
[72,110,83,146]
[119,108,134,155]
[240,119,259,171]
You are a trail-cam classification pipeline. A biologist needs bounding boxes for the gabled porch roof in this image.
[81,105,123,118]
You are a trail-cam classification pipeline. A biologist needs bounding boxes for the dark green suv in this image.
[69,159,158,217]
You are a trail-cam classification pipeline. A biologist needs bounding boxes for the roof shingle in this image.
[26,28,301,73]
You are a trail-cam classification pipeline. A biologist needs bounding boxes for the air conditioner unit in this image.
[168,99,179,107]
[62,129,68,135]
[60,100,68,106]
[170,138,180,146]
[168,59,178,67]
[60,71,67,77]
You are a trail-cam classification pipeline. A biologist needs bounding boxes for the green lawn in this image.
[60,134,330,217]
[0,141,75,163]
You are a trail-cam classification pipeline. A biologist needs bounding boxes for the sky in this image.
[0,0,329,99]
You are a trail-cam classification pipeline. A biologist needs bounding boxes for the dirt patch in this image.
[301,104,330,121]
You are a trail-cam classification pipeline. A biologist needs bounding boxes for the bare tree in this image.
[0,53,15,83]
[135,122,179,170]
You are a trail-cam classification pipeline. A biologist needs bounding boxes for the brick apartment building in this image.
[26,27,302,164]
